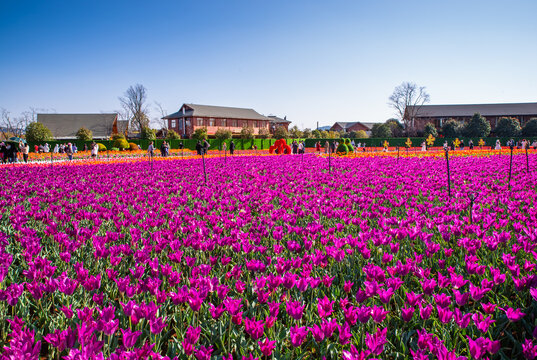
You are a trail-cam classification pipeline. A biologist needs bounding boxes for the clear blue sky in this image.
[1,0,536,129]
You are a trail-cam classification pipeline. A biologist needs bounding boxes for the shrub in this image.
[76,127,93,141]
[141,126,156,140]
[192,127,208,140]
[344,138,354,152]
[215,128,232,140]
[442,119,461,138]
[311,129,321,139]
[495,117,521,137]
[97,143,107,151]
[25,122,53,142]
[522,118,537,137]
[113,138,129,150]
[371,123,392,138]
[355,130,368,139]
[129,142,138,151]
[274,126,289,139]
[257,128,271,139]
[240,127,254,140]
[462,113,491,138]
[423,123,438,137]
[166,129,181,140]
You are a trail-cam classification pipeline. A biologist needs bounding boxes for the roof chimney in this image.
[284,116,287,120]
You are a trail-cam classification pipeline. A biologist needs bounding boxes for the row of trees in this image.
[423,114,537,138]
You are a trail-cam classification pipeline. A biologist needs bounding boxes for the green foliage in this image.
[97,143,107,151]
[25,122,53,142]
[240,127,254,140]
[423,123,438,137]
[166,129,181,140]
[273,126,289,139]
[192,127,208,140]
[215,128,232,140]
[385,119,404,137]
[302,128,312,138]
[371,123,392,138]
[319,130,329,139]
[355,130,368,139]
[257,127,271,139]
[110,133,125,141]
[289,125,303,139]
[128,142,138,151]
[495,117,521,137]
[113,138,129,150]
[463,113,491,137]
[140,126,156,140]
[522,118,537,137]
[442,119,461,138]
[311,129,321,139]
[336,143,348,154]
[76,127,93,141]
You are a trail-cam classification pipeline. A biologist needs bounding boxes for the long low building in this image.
[330,122,376,135]
[164,104,274,137]
[405,102,537,131]
[37,113,128,139]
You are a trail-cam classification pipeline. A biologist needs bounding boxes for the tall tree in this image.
[495,117,521,138]
[119,84,150,131]
[388,82,430,132]
[462,113,491,138]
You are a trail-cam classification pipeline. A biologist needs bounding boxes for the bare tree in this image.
[388,82,430,133]
[119,84,150,131]
[153,101,168,130]
[1,108,25,139]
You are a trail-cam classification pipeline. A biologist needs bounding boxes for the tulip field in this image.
[2,151,537,360]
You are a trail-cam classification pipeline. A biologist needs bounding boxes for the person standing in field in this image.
[495,139,501,150]
[91,142,98,158]
[315,141,321,153]
[324,141,329,154]
[222,142,227,154]
[230,140,235,155]
[148,141,155,157]
[21,142,29,163]
[66,143,73,161]
[469,140,474,150]
[203,139,210,155]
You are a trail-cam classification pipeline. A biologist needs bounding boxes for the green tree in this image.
[495,117,521,137]
[240,127,254,140]
[385,118,404,137]
[302,128,312,138]
[441,119,461,138]
[166,129,181,140]
[319,130,329,138]
[25,122,52,142]
[423,123,438,137]
[522,118,537,136]
[140,126,156,140]
[371,123,392,138]
[289,125,303,139]
[257,127,271,139]
[192,127,208,140]
[111,133,125,140]
[355,130,368,139]
[215,128,232,140]
[462,113,491,137]
[311,129,321,138]
[274,126,289,139]
[76,127,93,141]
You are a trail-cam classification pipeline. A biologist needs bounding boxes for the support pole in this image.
[445,148,451,198]
[508,144,514,190]
[202,152,207,184]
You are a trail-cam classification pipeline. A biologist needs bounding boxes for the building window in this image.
[231,119,238,127]
[221,118,227,126]
[171,119,176,128]
[197,118,204,126]
[209,118,215,126]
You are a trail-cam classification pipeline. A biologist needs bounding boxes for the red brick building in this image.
[163,104,271,138]
[405,102,537,131]
[330,122,375,135]
[267,115,291,134]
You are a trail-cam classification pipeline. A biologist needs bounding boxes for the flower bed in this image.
[1,154,537,359]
